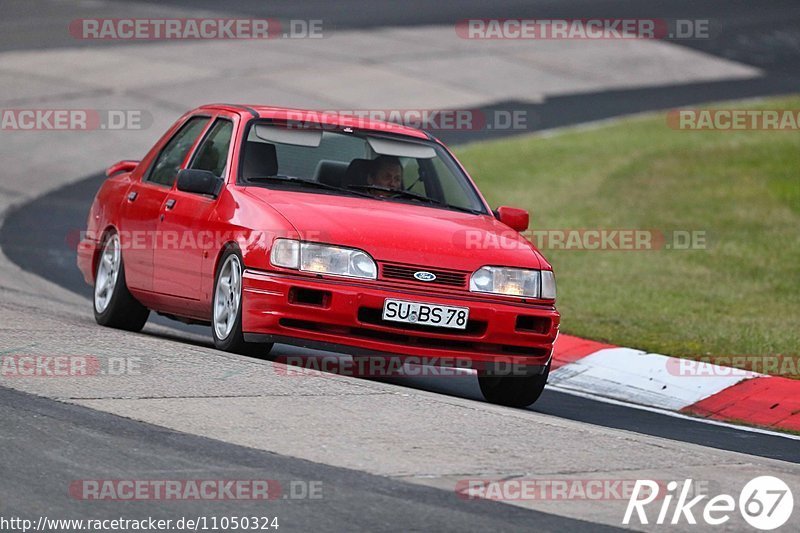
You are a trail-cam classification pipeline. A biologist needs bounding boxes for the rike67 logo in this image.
[624,476,793,530]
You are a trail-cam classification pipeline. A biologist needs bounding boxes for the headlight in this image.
[469,266,556,299]
[270,239,377,279]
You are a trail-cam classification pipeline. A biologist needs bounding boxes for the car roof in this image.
[197,103,431,140]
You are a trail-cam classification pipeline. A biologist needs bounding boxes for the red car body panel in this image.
[241,188,546,270]
[77,104,560,369]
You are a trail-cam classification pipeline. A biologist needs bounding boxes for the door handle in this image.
[165,199,176,210]
[127,191,138,202]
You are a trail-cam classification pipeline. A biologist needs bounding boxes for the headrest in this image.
[314,160,350,187]
[344,158,373,187]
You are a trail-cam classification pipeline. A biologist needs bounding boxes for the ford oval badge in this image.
[414,271,437,282]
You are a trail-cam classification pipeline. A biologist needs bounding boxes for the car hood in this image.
[243,188,545,271]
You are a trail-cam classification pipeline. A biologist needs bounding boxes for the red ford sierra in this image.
[77,104,559,407]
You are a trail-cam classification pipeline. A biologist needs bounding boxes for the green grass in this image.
[455,95,800,360]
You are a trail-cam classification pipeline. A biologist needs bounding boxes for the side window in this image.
[190,119,234,177]
[146,117,209,186]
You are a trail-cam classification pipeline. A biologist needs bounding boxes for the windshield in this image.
[239,122,488,214]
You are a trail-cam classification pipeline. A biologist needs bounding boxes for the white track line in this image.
[549,347,754,411]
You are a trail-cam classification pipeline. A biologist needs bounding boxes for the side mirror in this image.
[495,206,529,232]
[176,169,223,197]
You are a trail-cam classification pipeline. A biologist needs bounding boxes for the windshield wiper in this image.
[347,184,483,214]
[247,175,372,198]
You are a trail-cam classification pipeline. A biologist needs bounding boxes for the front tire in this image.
[93,232,149,331]
[478,363,550,408]
[212,248,273,356]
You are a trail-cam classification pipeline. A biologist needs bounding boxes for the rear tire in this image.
[93,232,149,332]
[478,363,550,408]
[212,248,273,357]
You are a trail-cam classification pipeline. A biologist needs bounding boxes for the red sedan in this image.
[77,104,559,407]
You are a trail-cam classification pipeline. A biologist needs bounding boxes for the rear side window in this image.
[146,117,209,186]
[190,119,234,177]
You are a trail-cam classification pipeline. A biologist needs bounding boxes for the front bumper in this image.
[242,269,559,371]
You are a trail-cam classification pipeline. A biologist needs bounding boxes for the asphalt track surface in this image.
[0,385,621,532]
[2,1,800,531]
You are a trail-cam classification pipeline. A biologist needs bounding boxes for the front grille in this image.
[380,263,468,288]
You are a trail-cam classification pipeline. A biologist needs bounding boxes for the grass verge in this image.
[456,95,800,364]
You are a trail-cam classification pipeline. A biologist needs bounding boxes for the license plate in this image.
[382,299,469,330]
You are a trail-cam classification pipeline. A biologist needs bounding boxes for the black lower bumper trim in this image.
[243,333,548,375]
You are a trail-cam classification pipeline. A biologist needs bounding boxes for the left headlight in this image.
[469,266,556,299]
[270,239,377,280]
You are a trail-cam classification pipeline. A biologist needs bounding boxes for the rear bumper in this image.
[242,269,559,371]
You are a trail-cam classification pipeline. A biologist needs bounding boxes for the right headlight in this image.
[270,239,377,280]
[469,266,556,300]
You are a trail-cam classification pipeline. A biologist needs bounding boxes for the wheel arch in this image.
[91,224,119,281]
[212,240,243,279]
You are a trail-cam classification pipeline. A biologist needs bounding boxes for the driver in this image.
[367,155,403,191]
